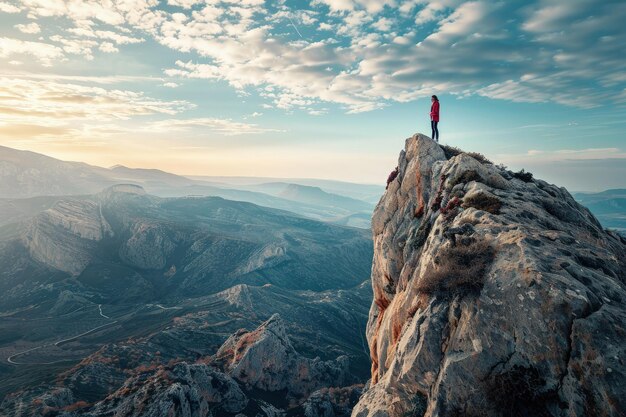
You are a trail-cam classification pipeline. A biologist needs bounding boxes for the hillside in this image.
[0,186,373,412]
[1,184,372,310]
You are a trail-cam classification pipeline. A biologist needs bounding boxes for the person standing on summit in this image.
[430,95,440,142]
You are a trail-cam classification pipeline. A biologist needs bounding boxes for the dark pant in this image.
[431,120,439,141]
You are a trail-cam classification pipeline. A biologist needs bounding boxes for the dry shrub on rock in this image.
[417,237,495,298]
[463,193,502,214]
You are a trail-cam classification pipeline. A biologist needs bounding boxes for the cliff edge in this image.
[353,134,626,417]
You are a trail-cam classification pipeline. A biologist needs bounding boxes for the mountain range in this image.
[0,145,381,229]
[1,140,625,416]
[0,156,375,415]
[573,189,626,234]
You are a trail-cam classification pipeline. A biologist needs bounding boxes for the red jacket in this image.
[430,101,440,122]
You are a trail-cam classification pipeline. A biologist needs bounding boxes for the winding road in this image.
[6,302,181,365]
[7,321,118,365]
[98,304,110,319]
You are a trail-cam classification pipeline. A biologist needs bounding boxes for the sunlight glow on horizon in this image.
[0,0,625,190]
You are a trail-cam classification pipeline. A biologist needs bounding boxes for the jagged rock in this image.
[217,284,254,309]
[304,392,336,417]
[353,134,626,417]
[300,386,364,417]
[215,314,352,399]
[234,243,290,276]
[0,387,75,417]
[86,362,248,417]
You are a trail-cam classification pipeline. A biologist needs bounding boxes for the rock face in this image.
[24,198,112,275]
[353,134,626,417]
[215,314,352,399]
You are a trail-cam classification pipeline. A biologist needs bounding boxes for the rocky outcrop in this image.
[353,134,626,417]
[1,387,76,417]
[23,198,111,275]
[87,363,248,417]
[2,315,360,417]
[215,314,352,399]
[300,386,364,417]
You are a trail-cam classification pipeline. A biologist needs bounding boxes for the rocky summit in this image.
[353,134,626,417]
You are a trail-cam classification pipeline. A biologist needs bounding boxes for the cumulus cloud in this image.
[0,1,20,13]
[6,0,626,113]
[0,37,64,66]
[15,22,40,33]
[99,41,119,53]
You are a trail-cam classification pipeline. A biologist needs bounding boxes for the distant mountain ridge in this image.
[574,189,626,233]
[0,145,380,229]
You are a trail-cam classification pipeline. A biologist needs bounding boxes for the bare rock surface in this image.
[23,198,111,275]
[353,134,626,417]
[86,362,248,417]
[214,314,352,398]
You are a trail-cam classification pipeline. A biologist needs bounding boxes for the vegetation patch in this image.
[416,237,495,298]
[431,174,448,210]
[62,401,91,412]
[441,197,462,217]
[512,169,533,182]
[441,145,463,159]
[466,152,493,165]
[440,145,492,164]
[462,193,502,214]
[450,170,481,188]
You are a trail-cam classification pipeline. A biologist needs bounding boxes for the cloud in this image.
[0,37,64,66]
[15,22,40,33]
[50,35,98,59]
[0,123,75,138]
[0,72,161,85]
[147,117,284,136]
[0,1,20,13]
[99,42,119,53]
[498,147,626,164]
[0,76,194,143]
[7,0,626,113]
[67,27,144,44]
[167,0,202,9]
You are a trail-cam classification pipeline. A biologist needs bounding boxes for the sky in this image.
[0,0,625,191]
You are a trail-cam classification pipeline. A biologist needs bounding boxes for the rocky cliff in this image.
[353,134,626,417]
[24,198,112,275]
